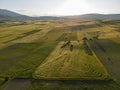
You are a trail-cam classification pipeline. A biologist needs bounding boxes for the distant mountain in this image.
[0,9,30,20]
[0,9,60,20]
[0,9,26,17]
[65,14,120,19]
[0,9,120,21]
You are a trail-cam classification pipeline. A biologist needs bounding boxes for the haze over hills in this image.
[0,9,30,20]
[0,9,120,20]
[65,14,120,19]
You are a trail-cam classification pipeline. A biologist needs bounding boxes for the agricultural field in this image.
[0,19,120,90]
[34,41,109,80]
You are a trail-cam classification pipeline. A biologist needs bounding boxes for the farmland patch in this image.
[1,41,58,79]
[89,39,120,84]
[34,41,110,80]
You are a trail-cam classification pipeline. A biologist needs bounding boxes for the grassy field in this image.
[33,41,110,80]
[0,19,120,90]
[1,41,58,79]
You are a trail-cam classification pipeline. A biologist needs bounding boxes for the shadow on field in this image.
[2,78,31,90]
[2,78,120,90]
[89,39,120,86]
[0,77,8,86]
[28,79,120,90]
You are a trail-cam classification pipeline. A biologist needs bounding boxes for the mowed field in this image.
[0,19,120,90]
[34,41,109,80]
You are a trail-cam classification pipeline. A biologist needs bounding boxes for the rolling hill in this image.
[65,14,120,19]
[0,9,120,21]
[0,9,30,20]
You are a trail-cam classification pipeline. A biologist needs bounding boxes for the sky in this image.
[0,0,120,16]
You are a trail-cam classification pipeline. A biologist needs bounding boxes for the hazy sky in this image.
[0,0,120,16]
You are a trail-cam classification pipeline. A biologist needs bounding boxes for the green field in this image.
[0,19,120,90]
[1,42,58,78]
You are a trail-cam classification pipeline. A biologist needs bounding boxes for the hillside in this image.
[65,14,120,19]
[0,9,120,21]
[0,9,30,20]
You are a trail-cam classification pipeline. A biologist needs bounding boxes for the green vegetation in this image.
[0,19,120,90]
[0,43,34,74]
[0,78,5,86]
[4,30,40,43]
[38,30,63,42]
[57,33,68,41]
[23,30,40,35]
[1,41,58,79]
[57,32,77,41]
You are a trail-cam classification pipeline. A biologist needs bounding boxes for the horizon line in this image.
[1,8,120,17]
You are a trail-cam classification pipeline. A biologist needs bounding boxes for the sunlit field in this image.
[0,19,120,90]
[34,41,110,80]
